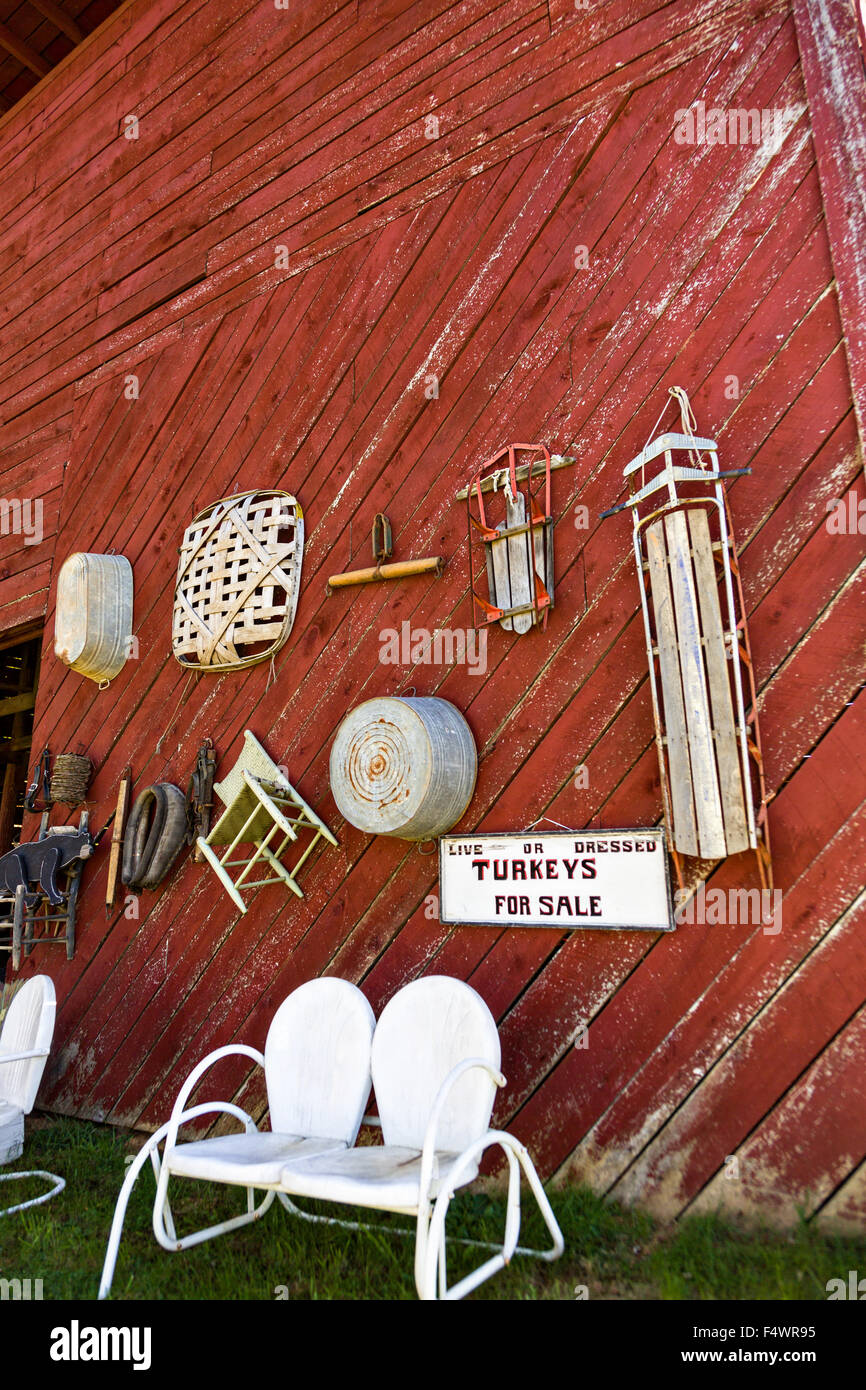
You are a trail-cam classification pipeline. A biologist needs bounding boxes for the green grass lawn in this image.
[1,1116,863,1301]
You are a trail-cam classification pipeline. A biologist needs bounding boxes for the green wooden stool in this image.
[196,730,338,914]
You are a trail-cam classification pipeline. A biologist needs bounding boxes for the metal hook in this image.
[372,512,393,563]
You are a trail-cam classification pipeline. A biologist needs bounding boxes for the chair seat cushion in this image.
[278,1144,479,1213]
[167,1131,348,1186]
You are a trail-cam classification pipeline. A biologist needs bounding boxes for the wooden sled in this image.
[466,444,554,633]
[603,403,772,893]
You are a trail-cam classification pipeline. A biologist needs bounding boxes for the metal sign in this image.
[439,829,673,931]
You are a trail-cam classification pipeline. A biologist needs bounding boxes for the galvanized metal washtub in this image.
[54,553,134,686]
[329,696,477,840]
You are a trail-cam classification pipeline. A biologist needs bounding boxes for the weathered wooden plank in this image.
[3,0,864,1229]
[664,507,726,857]
[145,97,845,1095]
[44,328,806,1106]
[815,1158,866,1236]
[511,670,866,1176]
[645,517,700,854]
[610,890,866,1218]
[508,696,866,1179]
[690,997,866,1227]
[688,506,749,852]
[791,0,866,455]
[0,0,789,424]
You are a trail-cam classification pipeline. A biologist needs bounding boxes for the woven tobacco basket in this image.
[172,490,304,672]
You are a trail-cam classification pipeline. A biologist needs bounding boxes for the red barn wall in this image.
[1,0,865,1227]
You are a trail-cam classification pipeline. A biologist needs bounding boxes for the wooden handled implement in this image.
[328,557,443,589]
[327,512,442,592]
[105,766,131,912]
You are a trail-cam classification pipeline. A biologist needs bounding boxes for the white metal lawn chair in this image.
[0,974,66,1216]
[276,975,565,1300]
[196,729,338,914]
[98,977,375,1299]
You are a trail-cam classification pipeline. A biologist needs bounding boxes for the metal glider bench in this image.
[99,976,564,1301]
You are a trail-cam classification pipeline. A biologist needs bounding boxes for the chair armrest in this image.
[0,1049,50,1065]
[168,1100,258,1138]
[98,1100,258,1300]
[419,1058,506,1206]
[166,1045,265,1158]
[149,1049,266,1225]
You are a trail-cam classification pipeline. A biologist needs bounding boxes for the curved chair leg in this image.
[438,1227,447,1300]
[274,1190,417,1237]
[416,1142,520,1300]
[276,1147,562,1301]
[418,1133,564,1301]
[100,1122,174,1299]
[152,1178,275,1253]
[99,1102,262,1300]
[151,1105,275,1254]
[0,1169,65,1218]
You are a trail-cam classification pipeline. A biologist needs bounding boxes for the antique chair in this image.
[100,976,564,1301]
[0,975,65,1216]
[196,729,338,914]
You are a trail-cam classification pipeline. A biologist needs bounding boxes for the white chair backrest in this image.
[372,976,500,1153]
[264,978,375,1143]
[0,975,56,1113]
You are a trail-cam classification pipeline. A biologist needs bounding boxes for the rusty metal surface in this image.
[330,697,477,840]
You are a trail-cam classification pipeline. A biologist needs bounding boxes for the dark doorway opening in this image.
[0,629,41,852]
[0,628,41,983]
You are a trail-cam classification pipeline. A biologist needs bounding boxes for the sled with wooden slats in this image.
[466,444,554,633]
[602,420,772,893]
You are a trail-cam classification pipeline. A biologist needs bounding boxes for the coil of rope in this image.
[49,753,92,806]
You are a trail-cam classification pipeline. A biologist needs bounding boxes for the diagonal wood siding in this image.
[1,0,864,1227]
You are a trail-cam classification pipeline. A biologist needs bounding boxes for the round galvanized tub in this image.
[330,697,477,840]
[54,553,134,685]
